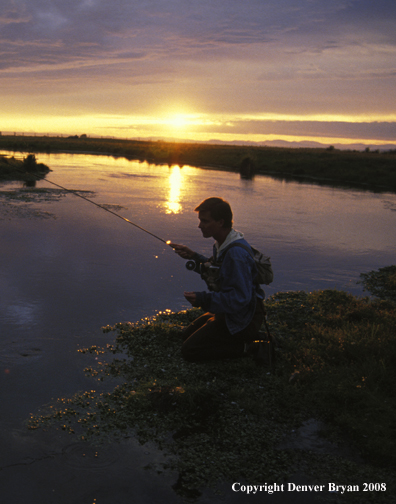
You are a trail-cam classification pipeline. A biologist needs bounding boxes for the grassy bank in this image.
[28,267,396,501]
[0,153,50,182]
[1,135,396,192]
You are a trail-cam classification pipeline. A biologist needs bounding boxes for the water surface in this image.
[1,151,395,501]
[1,152,395,342]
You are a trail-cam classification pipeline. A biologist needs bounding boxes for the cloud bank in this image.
[1,0,395,143]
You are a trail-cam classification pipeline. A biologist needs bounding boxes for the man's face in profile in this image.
[197,210,224,239]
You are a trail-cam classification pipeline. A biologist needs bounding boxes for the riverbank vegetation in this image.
[1,135,396,192]
[28,266,396,502]
[0,153,50,182]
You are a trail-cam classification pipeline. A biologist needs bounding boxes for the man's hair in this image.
[194,197,233,228]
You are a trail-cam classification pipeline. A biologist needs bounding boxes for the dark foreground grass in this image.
[28,268,396,502]
[359,266,396,303]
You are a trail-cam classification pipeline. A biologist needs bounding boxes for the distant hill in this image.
[2,132,395,152]
[137,136,396,152]
[231,139,396,151]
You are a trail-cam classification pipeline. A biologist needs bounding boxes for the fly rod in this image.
[11,162,172,246]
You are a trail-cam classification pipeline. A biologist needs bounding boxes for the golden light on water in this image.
[165,165,183,214]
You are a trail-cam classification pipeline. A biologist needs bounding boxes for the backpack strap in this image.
[215,242,253,263]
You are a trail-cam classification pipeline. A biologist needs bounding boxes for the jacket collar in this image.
[215,229,244,256]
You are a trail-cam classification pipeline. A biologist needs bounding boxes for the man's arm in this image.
[169,243,195,259]
[169,242,210,264]
[184,291,198,306]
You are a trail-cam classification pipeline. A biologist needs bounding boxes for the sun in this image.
[156,109,204,138]
[167,114,189,129]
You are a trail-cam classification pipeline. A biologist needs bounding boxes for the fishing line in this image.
[10,163,171,246]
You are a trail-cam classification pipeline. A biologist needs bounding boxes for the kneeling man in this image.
[170,197,265,362]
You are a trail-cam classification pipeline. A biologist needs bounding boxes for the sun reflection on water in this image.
[165,165,183,214]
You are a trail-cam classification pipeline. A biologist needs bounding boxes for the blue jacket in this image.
[194,238,264,334]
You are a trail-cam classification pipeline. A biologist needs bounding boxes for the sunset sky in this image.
[1,0,396,146]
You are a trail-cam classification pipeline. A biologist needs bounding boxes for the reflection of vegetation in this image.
[1,135,396,192]
[0,153,50,182]
[28,280,396,501]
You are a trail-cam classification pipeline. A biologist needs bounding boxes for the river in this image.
[0,151,395,503]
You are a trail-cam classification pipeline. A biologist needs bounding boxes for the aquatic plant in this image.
[28,285,396,501]
[359,265,396,302]
[0,188,96,220]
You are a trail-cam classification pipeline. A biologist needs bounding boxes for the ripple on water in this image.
[0,343,43,366]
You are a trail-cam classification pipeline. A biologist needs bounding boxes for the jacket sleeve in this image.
[195,247,255,313]
[193,252,210,263]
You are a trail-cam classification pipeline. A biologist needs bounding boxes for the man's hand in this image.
[169,243,195,259]
[184,291,198,306]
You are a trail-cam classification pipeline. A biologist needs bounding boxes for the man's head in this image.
[194,197,233,241]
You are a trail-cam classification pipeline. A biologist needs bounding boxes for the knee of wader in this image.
[181,340,196,362]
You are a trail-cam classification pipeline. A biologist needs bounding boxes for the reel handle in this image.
[185,260,196,271]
